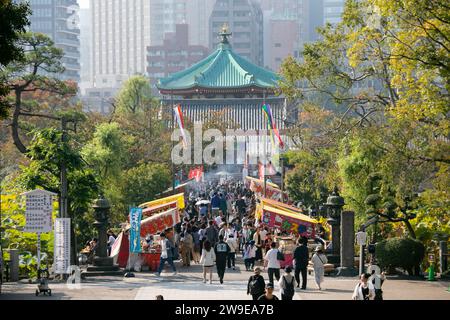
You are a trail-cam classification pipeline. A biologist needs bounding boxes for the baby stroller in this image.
[35,269,51,296]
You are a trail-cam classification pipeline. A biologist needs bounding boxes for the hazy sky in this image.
[78,0,88,8]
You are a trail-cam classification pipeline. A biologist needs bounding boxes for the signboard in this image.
[140,208,180,237]
[22,190,55,233]
[429,254,435,262]
[261,208,316,238]
[129,208,143,253]
[54,218,71,274]
[356,231,368,246]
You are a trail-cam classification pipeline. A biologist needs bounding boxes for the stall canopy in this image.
[256,199,317,238]
[139,208,180,237]
[139,193,185,210]
[259,197,304,215]
[142,201,178,218]
[245,176,279,189]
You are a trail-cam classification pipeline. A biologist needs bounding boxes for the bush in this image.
[375,237,425,275]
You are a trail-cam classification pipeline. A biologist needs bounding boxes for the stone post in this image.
[9,249,19,282]
[337,211,358,276]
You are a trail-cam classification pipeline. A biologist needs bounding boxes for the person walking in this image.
[107,230,116,256]
[311,246,327,290]
[253,227,263,262]
[247,267,266,300]
[180,231,193,267]
[211,192,220,217]
[214,235,231,284]
[278,266,296,300]
[352,273,375,300]
[226,233,238,270]
[200,240,216,284]
[156,233,177,277]
[244,240,257,271]
[264,242,281,286]
[257,283,279,301]
[205,220,219,247]
[293,237,309,289]
[369,269,386,300]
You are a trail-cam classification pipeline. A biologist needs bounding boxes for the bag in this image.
[250,277,262,295]
[277,250,285,261]
[283,276,295,297]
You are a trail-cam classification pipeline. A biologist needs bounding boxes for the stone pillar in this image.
[327,217,340,265]
[9,249,19,282]
[440,241,448,275]
[337,211,358,276]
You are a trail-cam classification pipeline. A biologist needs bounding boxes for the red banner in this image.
[140,208,180,237]
[261,209,316,238]
[188,166,203,182]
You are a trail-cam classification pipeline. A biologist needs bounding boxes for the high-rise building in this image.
[209,0,264,66]
[147,24,209,95]
[260,0,323,70]
[149,0,187,46]
[323,0,345,25]
[185,0,215,47]
[25,0,80,82]
[79,7,91,94]
[90,0,151,89]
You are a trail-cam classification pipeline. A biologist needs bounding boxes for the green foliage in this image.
[375,237,425,274]
[1,194,57,278]
[115,75,154,114]
[0,1,30,119]
[122,163,171,208]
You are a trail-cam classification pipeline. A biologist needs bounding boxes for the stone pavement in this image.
[1,257,449,300]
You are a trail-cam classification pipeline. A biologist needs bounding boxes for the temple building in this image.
[157,27,291,132]
[157,27,294,174]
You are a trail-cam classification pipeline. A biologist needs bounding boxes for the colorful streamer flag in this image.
[129,208,143,253]
[173,104,188,148]
[262,104,284,149]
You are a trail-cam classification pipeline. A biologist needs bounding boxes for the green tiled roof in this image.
[157,42,280,91]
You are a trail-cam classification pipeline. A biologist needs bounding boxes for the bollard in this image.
[439,241,448,274]
[427,263,436,281]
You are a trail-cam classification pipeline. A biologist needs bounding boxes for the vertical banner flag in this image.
[129,208,143,253]
[173,104,188,148]
[54,218,71,274]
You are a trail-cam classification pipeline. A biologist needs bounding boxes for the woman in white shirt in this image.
[352,273,375,300]
[311,246,328,290]
[200,240,216,284]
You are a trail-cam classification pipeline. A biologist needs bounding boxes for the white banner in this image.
[23,190,54,233]
[54,218,71,274]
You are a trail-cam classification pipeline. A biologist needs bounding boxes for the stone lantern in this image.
[324,187,345,265]
[81,195,123,278]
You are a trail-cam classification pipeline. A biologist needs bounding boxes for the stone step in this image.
[81,270,124,278]
[86,266,121,272]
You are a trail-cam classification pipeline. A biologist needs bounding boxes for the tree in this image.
[121,163,171,208]
[0,32,76,154]
[115,75,154,115]
[0,0,30,119]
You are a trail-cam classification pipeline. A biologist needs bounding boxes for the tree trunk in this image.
[11,89,27,154]
[404,220,416,239]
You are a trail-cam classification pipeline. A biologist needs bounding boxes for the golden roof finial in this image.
[219,23,232,44]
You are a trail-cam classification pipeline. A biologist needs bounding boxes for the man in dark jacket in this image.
[214,235,230,284]
[247,267,266,300]
[293,237,309,289]
[205,220,219,247]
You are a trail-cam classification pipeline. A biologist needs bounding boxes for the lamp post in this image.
[324,187,345,265]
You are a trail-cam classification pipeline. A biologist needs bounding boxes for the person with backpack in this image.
[278,266,295,300]
[244,240,257,271]
[214,235,231,284]
[200,240,216,284]
[311,246,328,290]
[247,267,266,300]
[263,242,282,286]
[156,233,177,277]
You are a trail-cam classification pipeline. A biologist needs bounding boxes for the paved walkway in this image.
[1,257,449,300]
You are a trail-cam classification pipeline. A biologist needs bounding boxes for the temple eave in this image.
[158,85,278,96]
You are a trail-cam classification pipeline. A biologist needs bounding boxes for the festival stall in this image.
[139,192,185,210]
[255,198,318,268]
[245,176,288,202]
